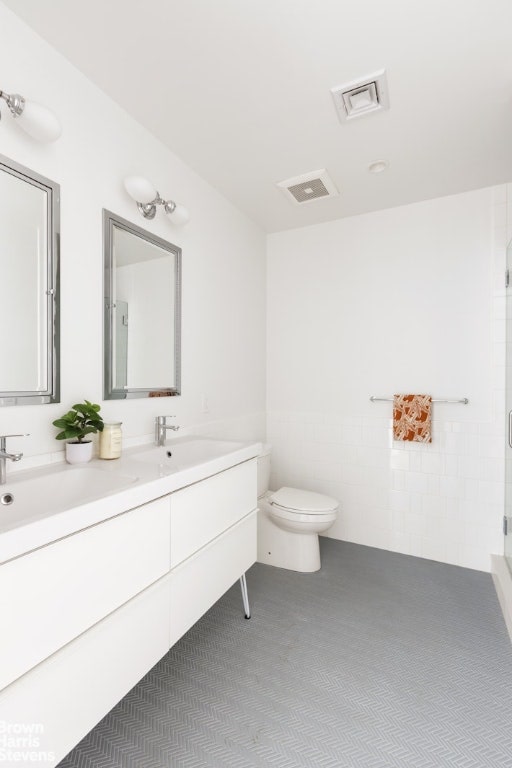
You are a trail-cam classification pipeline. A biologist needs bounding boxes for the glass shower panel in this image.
[505,239,512,572]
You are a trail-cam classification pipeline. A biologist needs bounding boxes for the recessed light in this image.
[368,160,389,174]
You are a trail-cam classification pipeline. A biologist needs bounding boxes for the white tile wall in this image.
[267,186,507,572]
[268,408,504,571]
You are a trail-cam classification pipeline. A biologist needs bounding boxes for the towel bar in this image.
[370,396,469,404]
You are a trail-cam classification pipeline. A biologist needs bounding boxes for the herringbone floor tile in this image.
[58,540,512,767]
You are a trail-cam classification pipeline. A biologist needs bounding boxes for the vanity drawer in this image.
[169,458,256,567]
[169,510,256,647]
[0,575,171,766]
[0,496,171,691]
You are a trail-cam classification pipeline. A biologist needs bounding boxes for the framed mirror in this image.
[103,209,181,399]
[0,153,60,406]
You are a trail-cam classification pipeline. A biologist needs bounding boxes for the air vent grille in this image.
[277,169,338,206]
[331,69,389,123]
[288,178,329,203]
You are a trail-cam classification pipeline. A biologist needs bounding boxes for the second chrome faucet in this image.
[155,415,180,446]
[0,433,29,485]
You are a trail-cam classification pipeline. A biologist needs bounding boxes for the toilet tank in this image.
[257,443,272,498]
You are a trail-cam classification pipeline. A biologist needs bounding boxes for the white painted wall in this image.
[0,4,266,463]
[267,187,506,572]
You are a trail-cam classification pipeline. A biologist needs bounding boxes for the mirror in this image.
[103,209,181,399]
[0,154,60,406]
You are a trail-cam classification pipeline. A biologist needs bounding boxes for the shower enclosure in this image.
[505,239,512,573]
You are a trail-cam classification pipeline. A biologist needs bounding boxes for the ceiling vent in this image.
[277,168,339,206]
[331,69,389,123]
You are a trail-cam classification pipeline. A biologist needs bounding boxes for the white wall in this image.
[267,187,506,572]
[0,3,267,463]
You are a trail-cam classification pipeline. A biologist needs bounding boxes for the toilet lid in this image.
[269,487,338,514]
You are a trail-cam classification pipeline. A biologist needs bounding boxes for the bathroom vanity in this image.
[0,437,259,765]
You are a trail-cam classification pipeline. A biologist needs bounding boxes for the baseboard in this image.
[491,554,512,643]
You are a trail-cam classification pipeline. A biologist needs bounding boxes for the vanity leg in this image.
[239,573,251,619]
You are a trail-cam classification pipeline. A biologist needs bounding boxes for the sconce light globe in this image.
[0,89,61,144]
[124,176,157,204]
[17,100,61,143]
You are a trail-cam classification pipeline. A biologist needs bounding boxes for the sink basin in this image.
[129,438,245,472]
[0,466,139,532]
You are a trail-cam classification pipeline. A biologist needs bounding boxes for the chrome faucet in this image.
[0,433,28,485]
[155,415,180,446]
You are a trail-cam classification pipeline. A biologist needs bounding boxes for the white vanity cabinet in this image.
[0,457,257,767]
[169,459,256,646]
[0,496,171,691]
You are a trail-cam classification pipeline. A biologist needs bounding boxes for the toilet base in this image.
[256,508,321,573]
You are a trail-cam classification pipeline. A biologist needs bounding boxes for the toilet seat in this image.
[269,503,337,526]
[269,486,338,515]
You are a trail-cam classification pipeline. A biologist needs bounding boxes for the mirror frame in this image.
[0,153,60,406]
[103,209,182,400]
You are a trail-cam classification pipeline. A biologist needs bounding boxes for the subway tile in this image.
[313,423,342,444]
[478,479,504,505]
[421,452,442,474]
[406,512,429,538]
[391,509,405,531]
[405,471,429,494]
[390,450,410,470]
[480,456,504,482]
[360,447,390,468]
[426,474,440,495]
[339,423,363,445]
[439,475,465,498]
[389,490,410,513]
[391,470,406,491]
[422,495,447,516]
[463,477,480,500]
[362,424,390,448]
[363,466,391,489]
[478,433,505,458]
[409,452,423,472]
[444,432,468,455]
[465,434,481,456]
[445,497,461,517]
[443,454,459,476]
[458,455,482,479]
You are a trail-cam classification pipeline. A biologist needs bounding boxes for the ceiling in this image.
[5,0,512,232]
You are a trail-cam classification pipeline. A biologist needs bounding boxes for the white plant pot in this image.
[65,441,93,464]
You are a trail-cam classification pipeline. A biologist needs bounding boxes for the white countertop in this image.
[0,437,261,564]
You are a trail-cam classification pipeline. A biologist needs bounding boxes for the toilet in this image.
[257,444,338,573]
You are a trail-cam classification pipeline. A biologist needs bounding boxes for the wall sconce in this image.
[124,176,190,226]
[0,88,61,143]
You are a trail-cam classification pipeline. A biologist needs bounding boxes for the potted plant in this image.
[53,400,104,464]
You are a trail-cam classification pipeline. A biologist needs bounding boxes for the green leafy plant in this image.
[52,400,104,443]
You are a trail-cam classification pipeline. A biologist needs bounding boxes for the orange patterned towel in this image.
[393,394,432,443]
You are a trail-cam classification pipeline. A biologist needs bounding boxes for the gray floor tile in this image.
[59,540,512,767]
